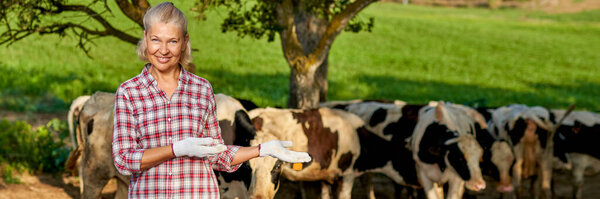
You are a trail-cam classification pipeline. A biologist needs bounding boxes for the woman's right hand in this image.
[172,137,227,158]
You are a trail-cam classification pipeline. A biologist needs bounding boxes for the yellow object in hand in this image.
[292,163,303,171]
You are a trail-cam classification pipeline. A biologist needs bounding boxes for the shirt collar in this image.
[141,63,188,93]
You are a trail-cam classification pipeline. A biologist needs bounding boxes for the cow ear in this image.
[436,102,444,123]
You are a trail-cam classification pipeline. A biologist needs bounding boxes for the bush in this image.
[0,119,70,183]
[1,164,22,184]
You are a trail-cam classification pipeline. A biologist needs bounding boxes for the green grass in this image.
[0,1,599,112]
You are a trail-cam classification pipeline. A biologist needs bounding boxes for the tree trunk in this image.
[282,11,329,109]
[316,55,328,103]
[286,53,329,108]
[276,0,376,108]
[289,66,320,109]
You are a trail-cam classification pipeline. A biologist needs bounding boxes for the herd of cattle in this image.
[65,92,600,199]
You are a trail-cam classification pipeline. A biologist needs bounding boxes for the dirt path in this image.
[0,173,116,199]
[542,0,600,13]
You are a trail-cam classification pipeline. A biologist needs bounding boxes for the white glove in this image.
[259,140,312,163]
[172,137,227,158]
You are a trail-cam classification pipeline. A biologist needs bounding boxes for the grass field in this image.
[0,1,599,112]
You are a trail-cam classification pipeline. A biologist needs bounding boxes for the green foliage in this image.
[0,119,71,177]
[0,0,115,52]
[219,2,280,41]
[194,0,375,42]
[1,164,22,184]
[0,2,598,111]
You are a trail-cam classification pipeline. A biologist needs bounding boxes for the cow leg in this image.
[321,181,331,199]
[531,174,541,199]
[446,176,465,199]
[82,176,110,199]
[336,174,355,199]
[78,156,85,195]
[418,169,439,199]
[363,173,376,199]
[572,159,586,199]
[114,177,129,199]
[513,158,524,199]
[394,183,404,199]
[540,158,553,199]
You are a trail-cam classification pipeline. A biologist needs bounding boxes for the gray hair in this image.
[136,2,192,67]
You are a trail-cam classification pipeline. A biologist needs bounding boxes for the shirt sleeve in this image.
[204,85,241,172]
[112,86,145,175]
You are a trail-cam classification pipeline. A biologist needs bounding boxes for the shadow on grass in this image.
[328,74,600,110]
[2,65,597,112]
[0,66,115,112]
[200,67,290,108]
[202,67,600,110]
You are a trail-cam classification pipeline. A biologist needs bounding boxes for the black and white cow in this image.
[247,107,362,199]
[475,107,516,194]
[411,101,487,199]
[488,104,555,199]
[322,100,424,198]
[213,94,258,199]
[552,110,600,199]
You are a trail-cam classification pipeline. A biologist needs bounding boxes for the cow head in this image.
[248,156,283,199]
[418,121,486,192]
[491,140,515,192]
[474,108,515,193]
[445,134,486,192]
[248,134,284,199]
[418,103,486,192]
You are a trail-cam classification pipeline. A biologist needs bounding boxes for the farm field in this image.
[0,1,599,112]
[1,1,600,198]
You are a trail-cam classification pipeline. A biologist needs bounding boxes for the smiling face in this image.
[144,22,188,71]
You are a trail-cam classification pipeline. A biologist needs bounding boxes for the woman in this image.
[111,2,310,198]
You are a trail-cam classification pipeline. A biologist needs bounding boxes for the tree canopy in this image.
[1,0,378,108]
[0,0,148,54]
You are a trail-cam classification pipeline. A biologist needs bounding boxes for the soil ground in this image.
[0,173,117,199]
[2,170,599,199]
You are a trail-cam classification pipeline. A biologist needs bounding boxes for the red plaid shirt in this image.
[112,64,241,199]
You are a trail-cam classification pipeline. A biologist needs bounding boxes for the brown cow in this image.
[65,95,90,177]
[77,92,129,199]
[247,107,361,199]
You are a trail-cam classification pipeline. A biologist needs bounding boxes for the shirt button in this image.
[169,172,173,175]
[168,117,172,122]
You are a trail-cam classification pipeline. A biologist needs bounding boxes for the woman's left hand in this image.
[259,140,312,163]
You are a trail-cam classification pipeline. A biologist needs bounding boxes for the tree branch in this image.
[115,0,150,29]
[56,2,140,44]
[311,0,377,65]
